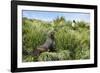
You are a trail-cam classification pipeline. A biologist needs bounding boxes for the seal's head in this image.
[48,30,55,40]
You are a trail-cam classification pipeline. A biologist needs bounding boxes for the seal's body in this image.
[33,30,55,56]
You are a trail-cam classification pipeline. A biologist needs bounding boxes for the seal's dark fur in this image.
[33,30,55,56]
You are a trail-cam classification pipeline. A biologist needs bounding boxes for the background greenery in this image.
[22,16,90,62]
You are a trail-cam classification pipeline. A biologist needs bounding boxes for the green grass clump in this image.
[38,50,70,61]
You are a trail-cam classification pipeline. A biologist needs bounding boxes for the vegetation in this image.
[22,16,90,62]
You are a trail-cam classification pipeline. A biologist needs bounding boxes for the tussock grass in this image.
[22,17,90,62]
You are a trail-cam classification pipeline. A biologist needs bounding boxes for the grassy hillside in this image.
[22,16,90,62]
